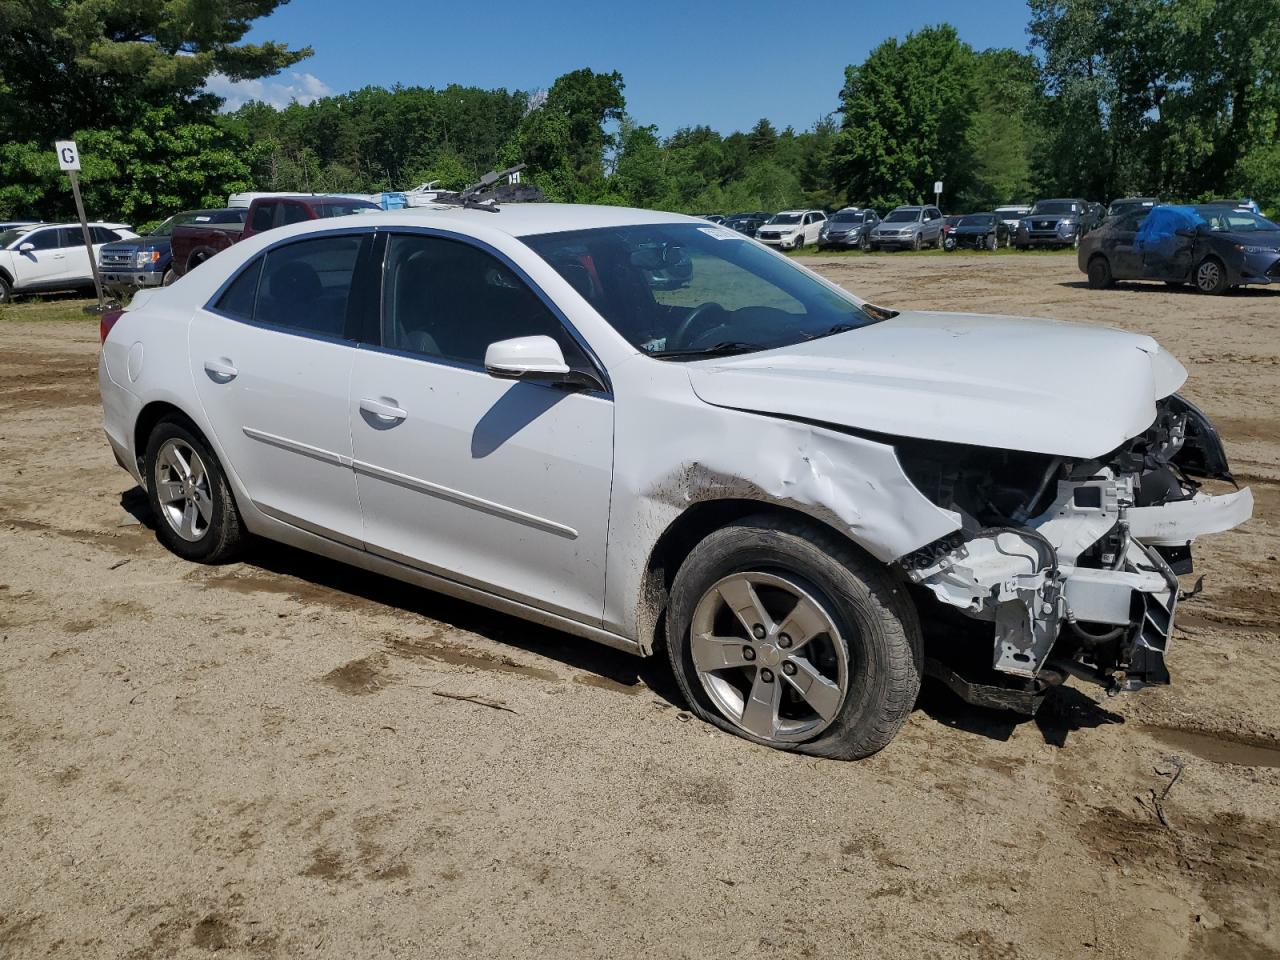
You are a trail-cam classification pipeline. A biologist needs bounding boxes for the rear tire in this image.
[666,515,922,760]
[1087,255,1114,289]
[162,269,176,286]
[144,417,244,564]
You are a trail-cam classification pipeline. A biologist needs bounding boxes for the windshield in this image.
[959,215,995,227]
[1193,207,1278,233]
[0,228,29,248]
[831,212,861,223]
[149,214,197,237]
[523,223,882,359]
[884,209,920,223]
[1030,201,1079,216]
[767,213,802,225]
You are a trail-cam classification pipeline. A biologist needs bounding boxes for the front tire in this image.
[0,275,11,303]
[666,516,922,760]
[144,417,244,563]
[911,233,922,252]
[1195,256,1229,295]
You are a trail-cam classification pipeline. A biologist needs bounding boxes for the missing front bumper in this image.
[903,485,1252,701]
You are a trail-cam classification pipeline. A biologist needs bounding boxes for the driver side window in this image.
[381,233,590,370]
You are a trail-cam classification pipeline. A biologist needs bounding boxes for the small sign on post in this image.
[933,180,943,208]
[54,139,108,311]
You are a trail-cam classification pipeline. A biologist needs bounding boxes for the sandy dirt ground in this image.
[2,254,1278,959]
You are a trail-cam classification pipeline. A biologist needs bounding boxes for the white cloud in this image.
[206,71,334,111]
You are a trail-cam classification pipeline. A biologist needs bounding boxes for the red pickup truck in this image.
[169,195,379,278]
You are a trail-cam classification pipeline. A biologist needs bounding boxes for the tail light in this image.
[99,307,125,343]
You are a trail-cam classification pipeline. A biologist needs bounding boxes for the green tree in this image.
[0,0,306,222]
[510,68,625,201]
[0,0,310,142]
[1028,0,1280,206]
[830,24,978,209]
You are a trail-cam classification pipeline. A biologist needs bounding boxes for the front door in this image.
[188,231,372,546]
[348,232,614,623]
[10,227,70,287]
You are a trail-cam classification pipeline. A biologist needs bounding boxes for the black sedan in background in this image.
[723,213,770,236]
[943,213,1008,251]
[1080,204,1280,294]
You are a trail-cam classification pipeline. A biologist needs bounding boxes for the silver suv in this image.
[869,205,944,251]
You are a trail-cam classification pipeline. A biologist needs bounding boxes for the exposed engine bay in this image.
[893,395,1254,710]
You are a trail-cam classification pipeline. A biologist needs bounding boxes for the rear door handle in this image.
[203,358,238,382]
[359,397,407,423]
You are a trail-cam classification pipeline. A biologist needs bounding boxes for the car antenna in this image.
[431,164,527,213]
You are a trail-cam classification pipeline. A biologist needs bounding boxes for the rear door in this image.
[1108,212,1146,277]
[347,231,614,623]
[188,230,374,545]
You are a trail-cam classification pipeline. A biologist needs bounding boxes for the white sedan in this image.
[99,204,1252,759]
[0,222,136,301]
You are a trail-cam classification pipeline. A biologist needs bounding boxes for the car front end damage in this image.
[893,395,1252,709]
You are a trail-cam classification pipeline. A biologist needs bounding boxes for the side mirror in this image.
[18,242,34,252]
[484,333,598,389]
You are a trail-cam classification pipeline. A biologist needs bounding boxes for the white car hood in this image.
[686,311,1188,459]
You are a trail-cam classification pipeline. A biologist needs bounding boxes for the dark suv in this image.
[1015,199,1088,249]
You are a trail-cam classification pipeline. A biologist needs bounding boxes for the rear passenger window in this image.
[254,236,363,337]
[215,256,263,320]
[281,203,310,226]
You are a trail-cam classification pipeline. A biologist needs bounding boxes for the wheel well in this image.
[133,401,198,467]
[635,499,873,655]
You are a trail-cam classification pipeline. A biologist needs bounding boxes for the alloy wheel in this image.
[689,572,849,743]
[153,438,213,542]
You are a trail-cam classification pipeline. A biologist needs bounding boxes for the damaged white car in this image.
[98,203,1254,759]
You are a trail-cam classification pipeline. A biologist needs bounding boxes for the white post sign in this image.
[56,140,81,171]
[933,180,943,207]
[53,139,107,309]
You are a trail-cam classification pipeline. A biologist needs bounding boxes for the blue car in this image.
[100,208,246,289]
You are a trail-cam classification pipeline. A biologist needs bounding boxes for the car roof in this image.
[23,221,131,230]
[344,203,699,238]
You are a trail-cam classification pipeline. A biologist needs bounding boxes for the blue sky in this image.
[212,0,1034,135]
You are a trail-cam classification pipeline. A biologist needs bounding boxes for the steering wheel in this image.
[669,302,729,350]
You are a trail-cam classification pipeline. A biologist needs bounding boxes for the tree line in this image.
[2,0,1277,230]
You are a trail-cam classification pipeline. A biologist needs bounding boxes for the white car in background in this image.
[99,203,1251,760]
[755,209,826,250]
[0,222,136,301]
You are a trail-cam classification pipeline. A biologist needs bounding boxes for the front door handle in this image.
[359,397,407,423]
[203,358,238,382]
